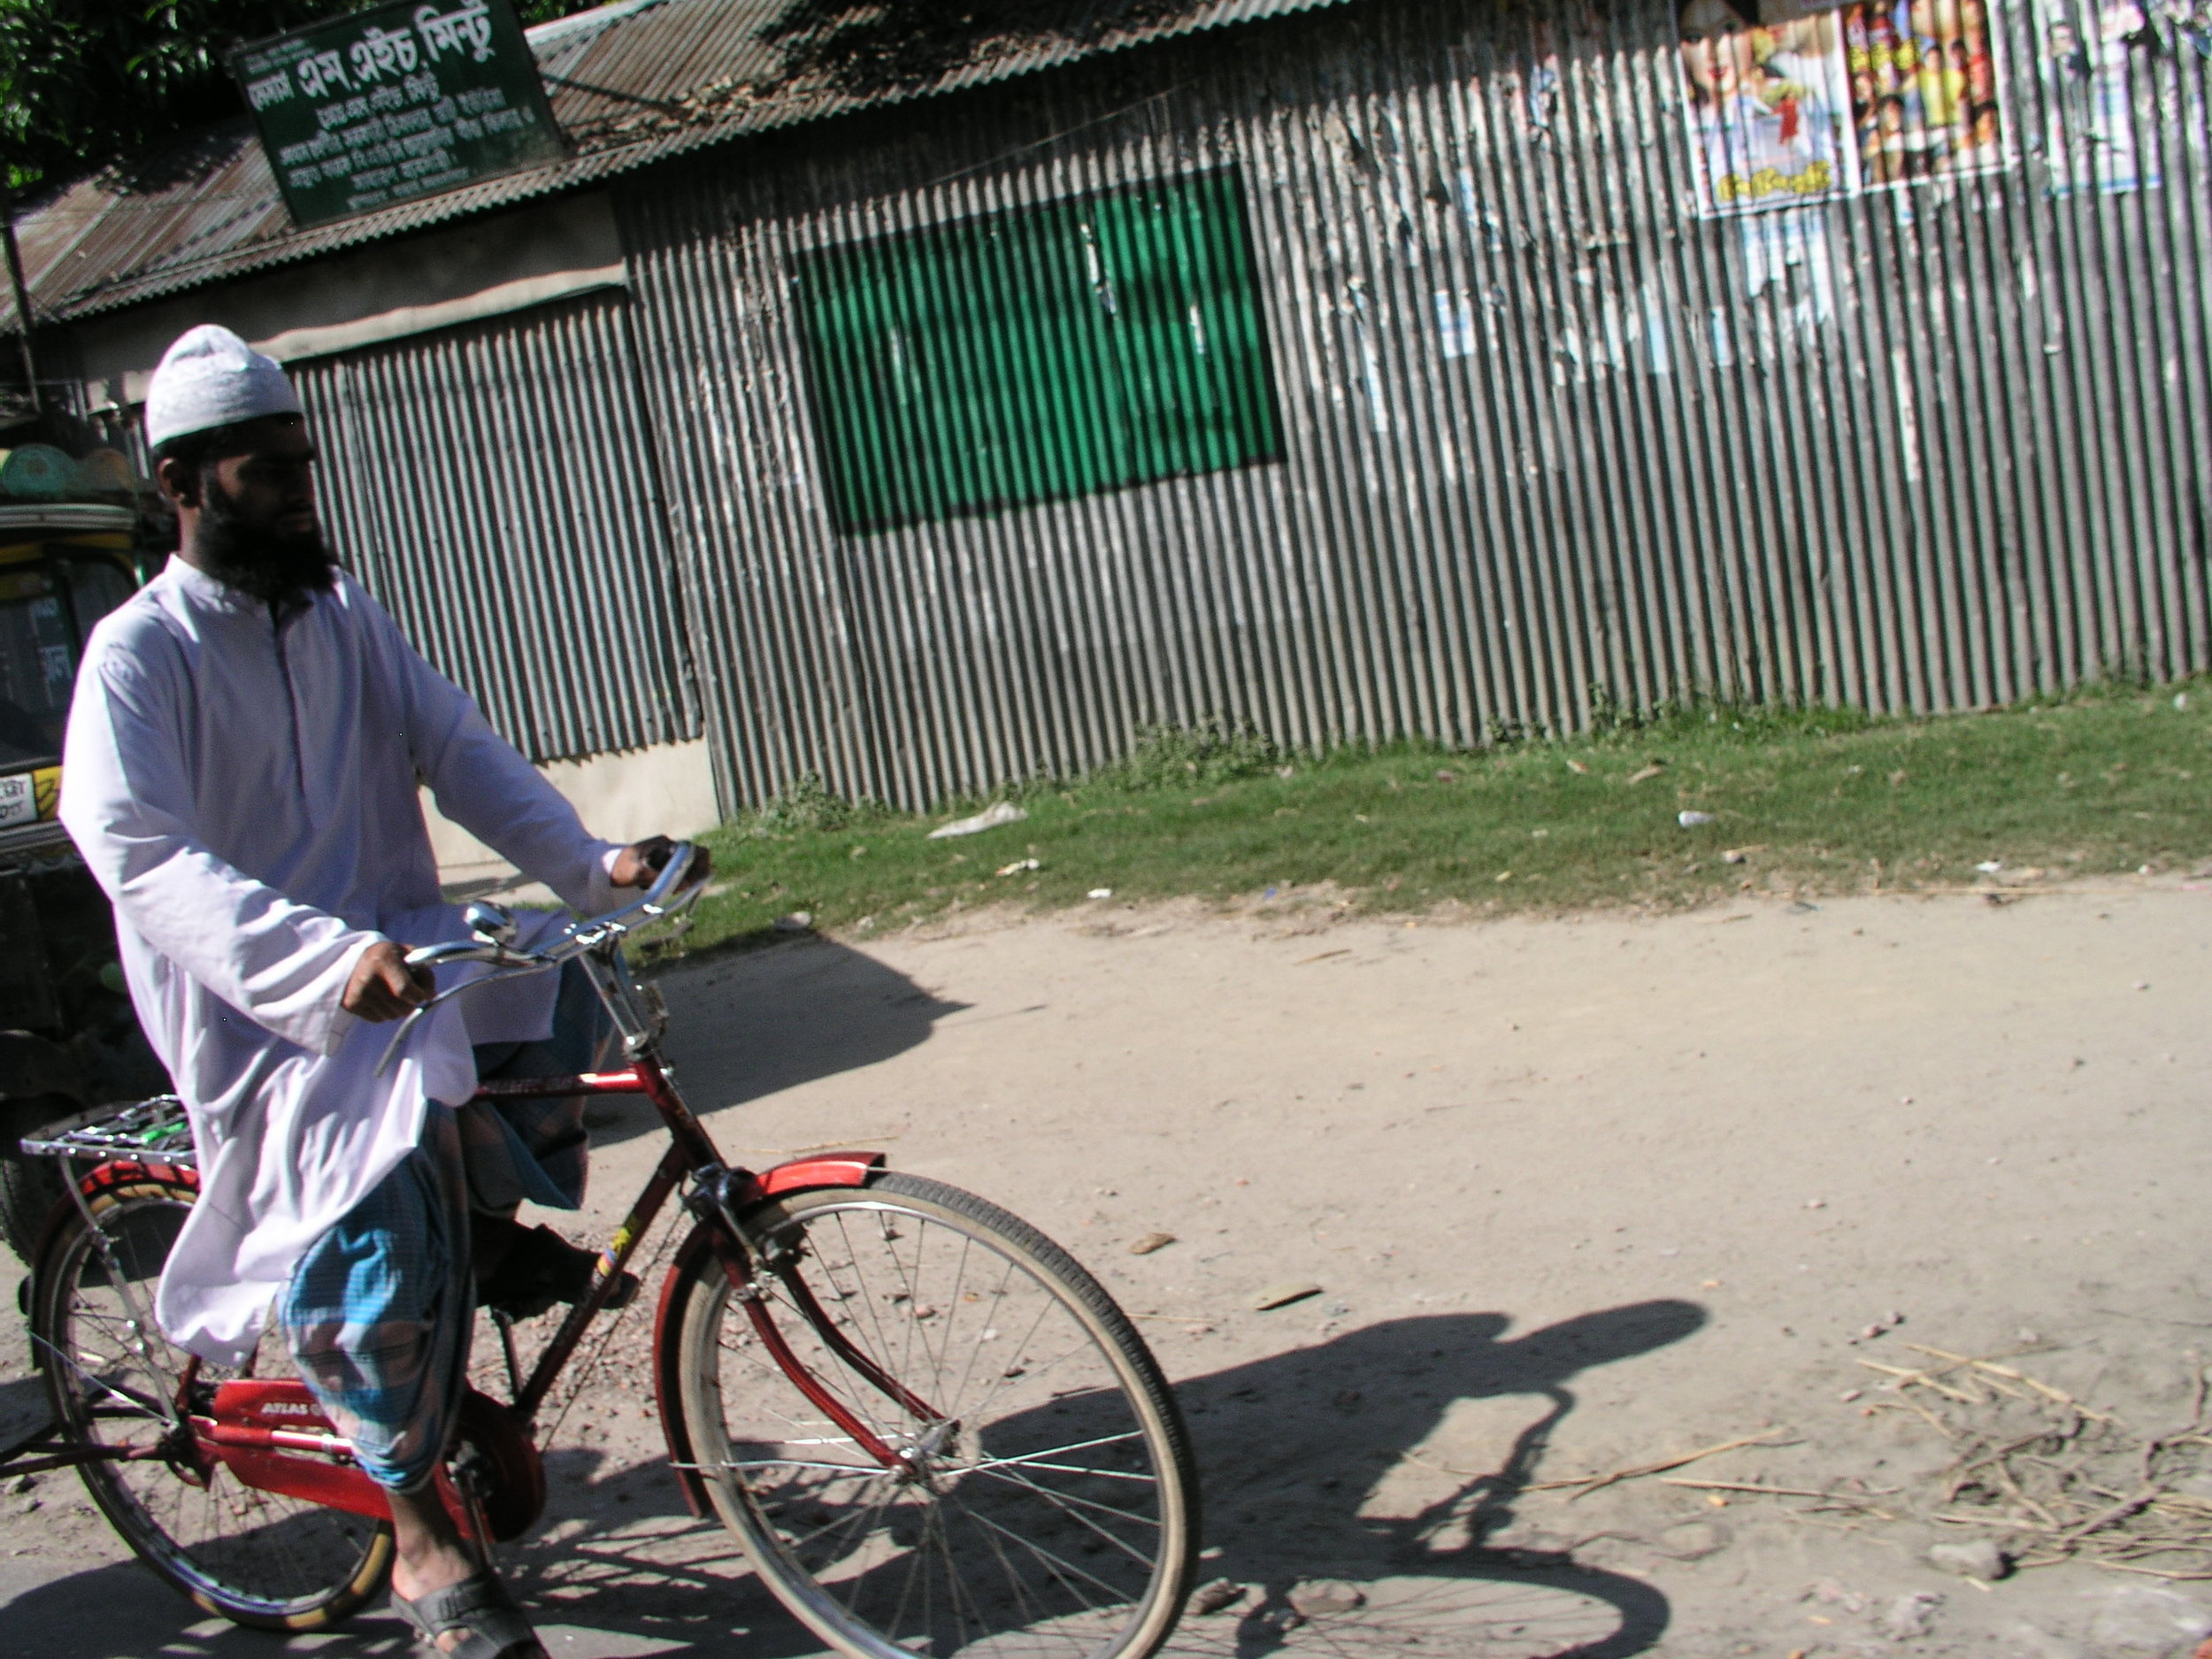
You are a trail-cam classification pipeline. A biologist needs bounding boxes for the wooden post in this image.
[0,190,42,425]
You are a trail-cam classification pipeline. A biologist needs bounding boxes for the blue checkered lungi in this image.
[280,961,612,1492]
[280,1103,471,1492]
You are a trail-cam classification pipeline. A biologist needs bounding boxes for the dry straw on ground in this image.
[1491,1342,2212,1579]
[1857,1343,2212,1579]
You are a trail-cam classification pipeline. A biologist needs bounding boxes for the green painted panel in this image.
[796,169,1282,534]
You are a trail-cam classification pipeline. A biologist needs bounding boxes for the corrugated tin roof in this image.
[10,0,1352,329]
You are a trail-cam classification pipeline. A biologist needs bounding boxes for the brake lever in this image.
[634,840,703,915]
[550,840,704,948]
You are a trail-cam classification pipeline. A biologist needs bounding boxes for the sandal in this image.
[391,1568,546,1659]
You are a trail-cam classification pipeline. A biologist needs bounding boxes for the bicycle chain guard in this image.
[196,1380,544,1543]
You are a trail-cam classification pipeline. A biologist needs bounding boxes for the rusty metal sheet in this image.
[620,0,2212,812]
[292,291,697,763]
[6,0,1356,328]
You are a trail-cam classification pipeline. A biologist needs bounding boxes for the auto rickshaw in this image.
[0,490,168,1257]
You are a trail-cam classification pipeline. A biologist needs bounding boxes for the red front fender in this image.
[651,1152,885,1517]
[749,1154,887,1202]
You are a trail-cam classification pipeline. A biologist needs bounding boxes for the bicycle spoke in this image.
[42,1189,388,1624]
[877,1485,934,1639]
[909,1231,973,1410]
[799,1213,922,1429]
[946,1254,1024,1421]
[950,1301,1081,1428]
[681,1179,1189,1659]
[687,1456,885,1474]
[718,1312,898,1451]
[780,1480,902,1558]
[961,1427,1150,1473]
[963,1462,1161,1528]
[835,1213,906,1397]
[926,1490,995,1654]
[894,1210,926,1419]
[964,1465,1161,1567]
[958,1502,1141,1609]
[973,1505,1059,1637]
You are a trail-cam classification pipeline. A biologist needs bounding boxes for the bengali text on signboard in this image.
[232,0,565,228]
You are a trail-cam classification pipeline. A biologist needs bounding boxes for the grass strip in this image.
[673,681,2212,954]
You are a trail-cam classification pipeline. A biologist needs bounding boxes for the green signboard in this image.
[231,0,565,228]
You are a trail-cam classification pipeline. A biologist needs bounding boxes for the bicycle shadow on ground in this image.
[495,1300,1707,1658]
[580,935,969,1152]
[499,1301,1705,1659]
[0,1301,1702,1658]
[496,1444,794,1649]
[1155,1302,1706,1658]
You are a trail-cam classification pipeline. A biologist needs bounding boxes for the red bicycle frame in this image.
[170,1048,926,1538]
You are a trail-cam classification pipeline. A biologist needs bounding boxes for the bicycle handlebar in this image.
[376,841,705,1076]
[403,938,511,971]
[401,840,704,974]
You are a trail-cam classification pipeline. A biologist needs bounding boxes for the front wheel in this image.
[667,1171,1200,1659]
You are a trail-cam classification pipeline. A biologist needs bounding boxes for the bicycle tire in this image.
[0,1095,72,1263]
[667,1171,1200,1659]
[29,1164,393,1630]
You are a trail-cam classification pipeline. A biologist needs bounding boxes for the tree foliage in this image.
[761,0,1203,100]
[1,0,595,196]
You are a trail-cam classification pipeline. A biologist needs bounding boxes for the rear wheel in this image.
[670,1171,1199,1659]
[29,1163,393,1629]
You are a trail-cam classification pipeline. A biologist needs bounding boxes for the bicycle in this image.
[19,843,1200,1659]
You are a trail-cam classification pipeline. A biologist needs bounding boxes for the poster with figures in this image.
[1843,0,2010,185]
[231,0,563,228]
[2038,0,2162,194]
[1679,0,1858,214]
[1679,0,2014,216]
[2168,0,2212,57]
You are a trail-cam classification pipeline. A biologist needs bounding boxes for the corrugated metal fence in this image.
[616,0,2212,814]
[296,290,700,764]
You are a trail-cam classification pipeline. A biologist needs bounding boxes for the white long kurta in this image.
[59,559,624,1364]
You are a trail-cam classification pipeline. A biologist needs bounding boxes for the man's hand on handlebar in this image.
[611,834,711,890]
[344,940,436,1022]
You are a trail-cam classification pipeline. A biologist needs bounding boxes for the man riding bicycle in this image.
[58,325,707,1659]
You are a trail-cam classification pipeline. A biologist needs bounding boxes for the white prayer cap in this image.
[143,325,303,449]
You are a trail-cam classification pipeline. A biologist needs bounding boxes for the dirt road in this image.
[5,880,2212,1657]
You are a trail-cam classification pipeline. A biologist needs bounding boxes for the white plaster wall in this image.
[72,192,625,402]
[421,736,719,887]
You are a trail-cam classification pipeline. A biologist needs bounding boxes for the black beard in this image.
[193,478,337,610]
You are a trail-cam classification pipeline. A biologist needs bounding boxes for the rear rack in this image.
[19,1095,196,1169]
